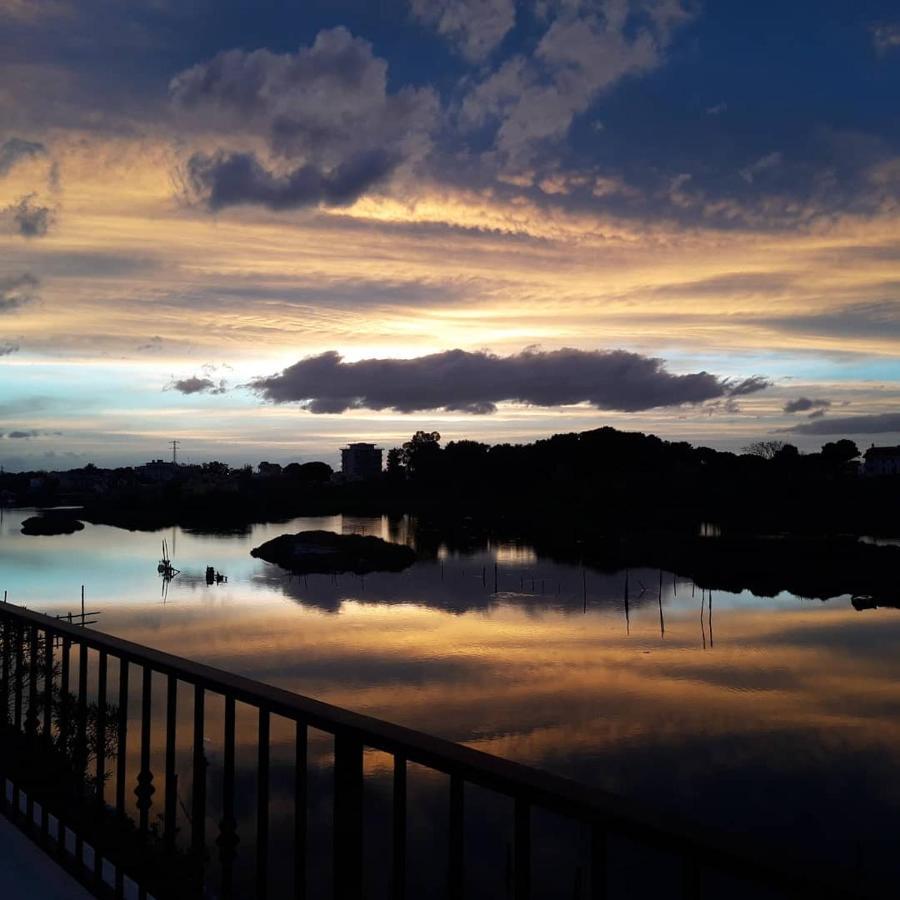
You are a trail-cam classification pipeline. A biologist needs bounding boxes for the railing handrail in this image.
[0,601,868,898]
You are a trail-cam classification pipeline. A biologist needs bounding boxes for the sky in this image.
[1,0,899,470]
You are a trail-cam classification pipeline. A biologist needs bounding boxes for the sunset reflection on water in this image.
[2,508,900,894]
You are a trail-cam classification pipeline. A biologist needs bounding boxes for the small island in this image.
[251,530,416,575]
[21,513,86,536]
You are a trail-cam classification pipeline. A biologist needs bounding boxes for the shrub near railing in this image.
[0,616,199,899]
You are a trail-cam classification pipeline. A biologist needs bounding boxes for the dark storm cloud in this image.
[0,273,38,311]
[784,397,832,415]
[780,413,900,436]
[0,137,46,176]
[251,348,768,415]
[4,194,54,237]
[171,27,437,211]
[167,376,228,395]
[185,149,399,212]
[0,341,19,356]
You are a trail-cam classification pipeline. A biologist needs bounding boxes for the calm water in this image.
[2,507,899,896]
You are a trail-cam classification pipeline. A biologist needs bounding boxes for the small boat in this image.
[206,566,227,585]
[158,539,179,579]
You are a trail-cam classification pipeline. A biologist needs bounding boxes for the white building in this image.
[340,443,383,480]
[863,445,900,477]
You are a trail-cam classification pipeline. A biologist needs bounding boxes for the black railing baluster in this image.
[590,824,607,900]
[11,623,22,821]
[219,695,237,899]
[26,624,38,740]
[115,658,128,819]
[294,720,307,900]
[1,617,10,728]
[60,636,70,711]
[95,650,107,884]
[14,622,23,732]
[43,627,53,742]
[682,851,702,899]
[96,651,107,808]
[392,756,406,900]
[164,674,177,852]
[449,774,464,900]
[57,635,71,858]
[514,798,531,900]
[135,666,154,835]
[41,625,52,851]
[333,732,363,900]
[77,644,88,782]
[115,657,128,899]
[191,684,206,863]
[257,708,270,899]
[75,643,88,863]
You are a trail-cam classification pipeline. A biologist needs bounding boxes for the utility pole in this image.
[171,440,181,465]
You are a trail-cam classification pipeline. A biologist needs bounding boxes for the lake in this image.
[1,507,898,897]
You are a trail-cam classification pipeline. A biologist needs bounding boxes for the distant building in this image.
[863,445,900,477]
[341,443,383,480]
[136,459,179,483]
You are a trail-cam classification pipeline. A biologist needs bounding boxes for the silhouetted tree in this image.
[401,431,442,480]
[386,447,406,481]
[743,440,788,460]
[821,440,859,464]
[284,461,333,483]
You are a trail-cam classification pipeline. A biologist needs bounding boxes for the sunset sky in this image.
[1,0,899,470]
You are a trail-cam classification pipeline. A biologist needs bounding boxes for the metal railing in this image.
[0,601,871,899]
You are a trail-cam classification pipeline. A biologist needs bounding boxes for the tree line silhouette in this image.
[1,426,895,536]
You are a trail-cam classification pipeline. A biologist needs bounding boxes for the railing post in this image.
[191,684,206,867]
[14,622,23,733]
[1,617,9,728]
[590,823,607,900]
[164,674,177,853]
[392,756,406,900]
[115,658,128,819]
[218,695,238,899]
[294,720,307,900]
[135,666,154,835]
[26,625,39,741]
[115,657,129,898]
[333,731,363,900]
[449,774,464,900]
[42,627,53,743]
[96,651,107,809]
[682,850,702,900]
[74,642,88,864]
[76,644,88,782]
[257,708,270,899]
[514,798,531,900]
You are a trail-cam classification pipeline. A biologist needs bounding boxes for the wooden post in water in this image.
[624,569,630,635]
[700,589,707,650]
[658,569,665,639]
